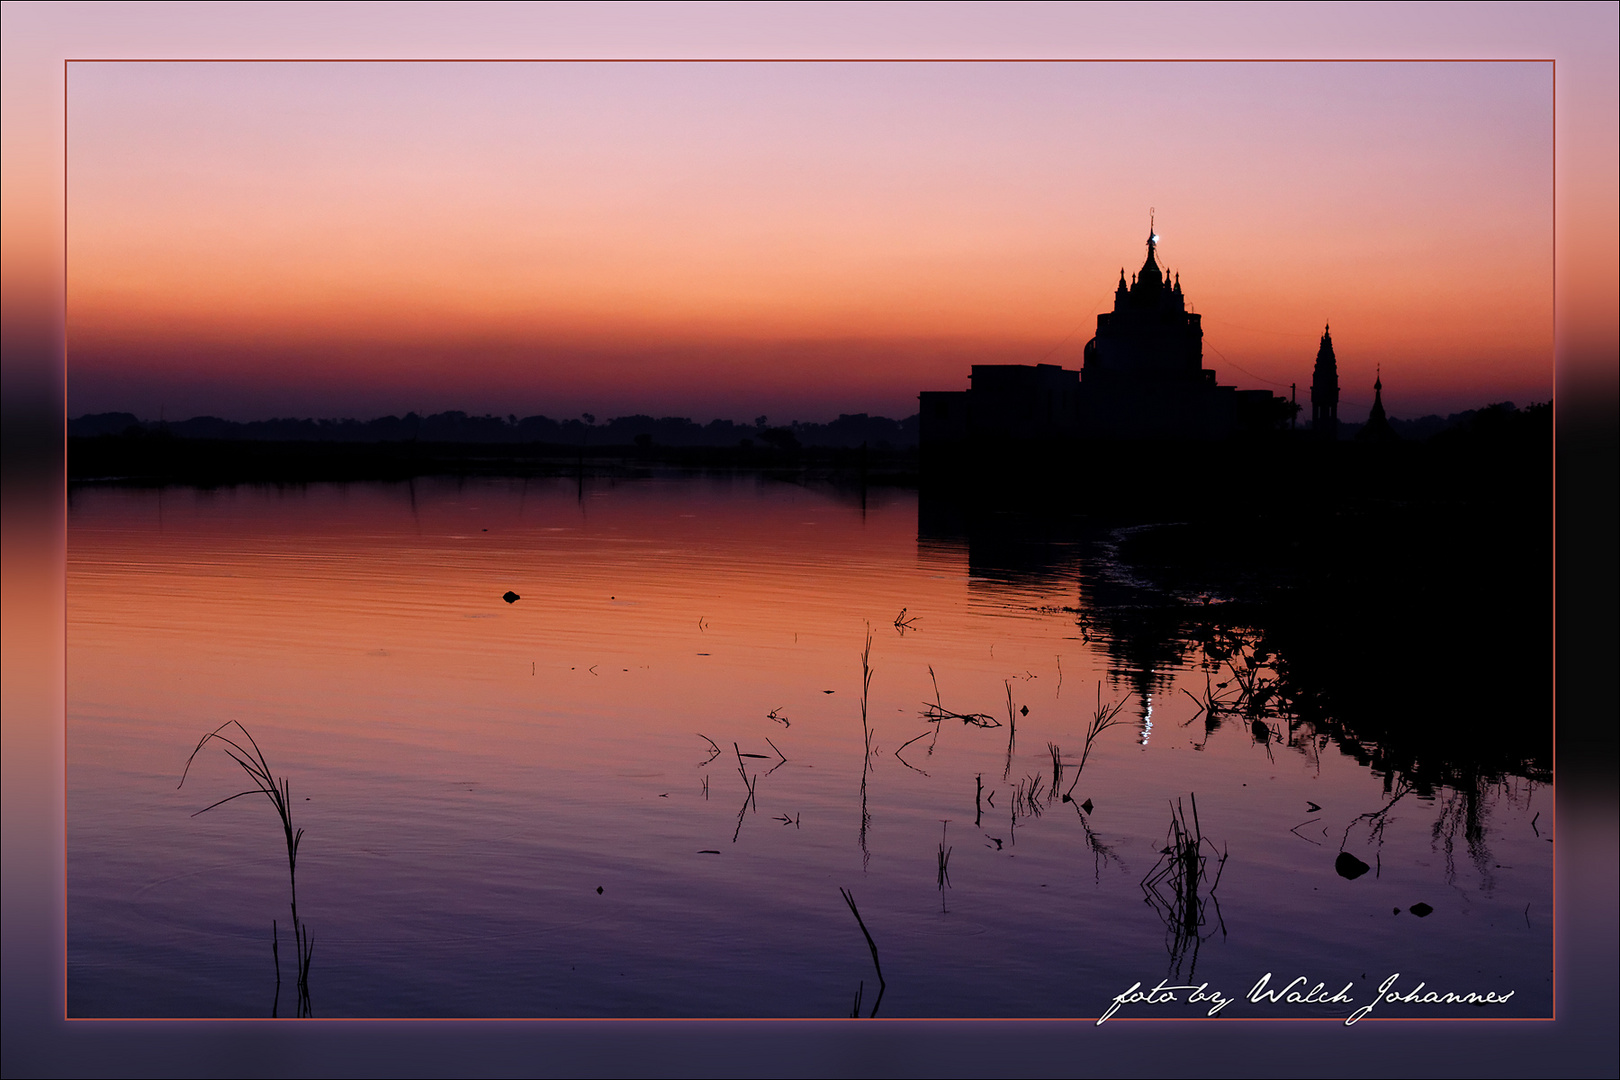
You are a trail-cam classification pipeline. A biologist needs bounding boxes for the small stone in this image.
[1409,902,1433,917]
[596,886,604,895]
[1335,852,1371,880]
[502,591,520,604]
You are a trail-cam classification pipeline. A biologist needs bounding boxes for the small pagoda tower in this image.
[1310,323,1339,439]
[1356,367,1399,443]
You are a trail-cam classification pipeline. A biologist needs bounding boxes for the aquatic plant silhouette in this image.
[1340,778,1414,853]
[919,666,998,729]
[893,669,948,773]
[1225,639,1294,723]
[1431,775,1497,888]
[1069,802,1126,883]
[1183,632,1299,749]
[732,790,754,843]
[728,742,762,843]
[1012,772,1045,820]
[860,623,875,758]
[1334,778,1416,878]
[840,887,886,1017]
[1003,680,1017,780]
[1064,683,1131,801]
[178,720,313,1017]
[1140,794,1227,979]
[855,625,878,867]
[764,737,789,776]
[893,727,932,776]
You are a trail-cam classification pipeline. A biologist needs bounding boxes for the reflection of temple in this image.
[1081,589,1185,746]
[918,492,1186,740]
[920,219,1292,446]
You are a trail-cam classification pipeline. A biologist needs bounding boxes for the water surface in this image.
[66,475,1552,1018]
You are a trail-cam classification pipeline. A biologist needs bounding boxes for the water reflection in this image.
[919,483,1551,794]
[64,474,1550,1018]
[916,478,1551,1006]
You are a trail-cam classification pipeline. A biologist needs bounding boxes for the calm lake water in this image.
[66,474,1552,1018]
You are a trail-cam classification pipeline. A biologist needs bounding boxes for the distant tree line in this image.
[1341,400,1550,442]
[68,410,922,450]
[68,401,1545,450]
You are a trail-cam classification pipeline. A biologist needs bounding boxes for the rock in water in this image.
[1409,902,1433,917]
[502,591,520,604]
[1335,851,1371,880]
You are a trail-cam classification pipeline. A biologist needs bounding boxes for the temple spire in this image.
[1138,211,1163,285]
[1311,321,1340,439]
[1357,364,1398,442]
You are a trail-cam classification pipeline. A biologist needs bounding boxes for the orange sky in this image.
[64,61,1557,422]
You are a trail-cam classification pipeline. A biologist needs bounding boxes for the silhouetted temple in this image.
[1311,324,1340,439]
[921,220,1291,448]
[1356,367,1399,443]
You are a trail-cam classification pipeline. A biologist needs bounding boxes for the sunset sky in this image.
[66,60,1554,423]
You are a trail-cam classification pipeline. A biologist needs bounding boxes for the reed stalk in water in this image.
[180,720,313,1017]
[1064,682,1131,801]
[840,887,886,1017]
